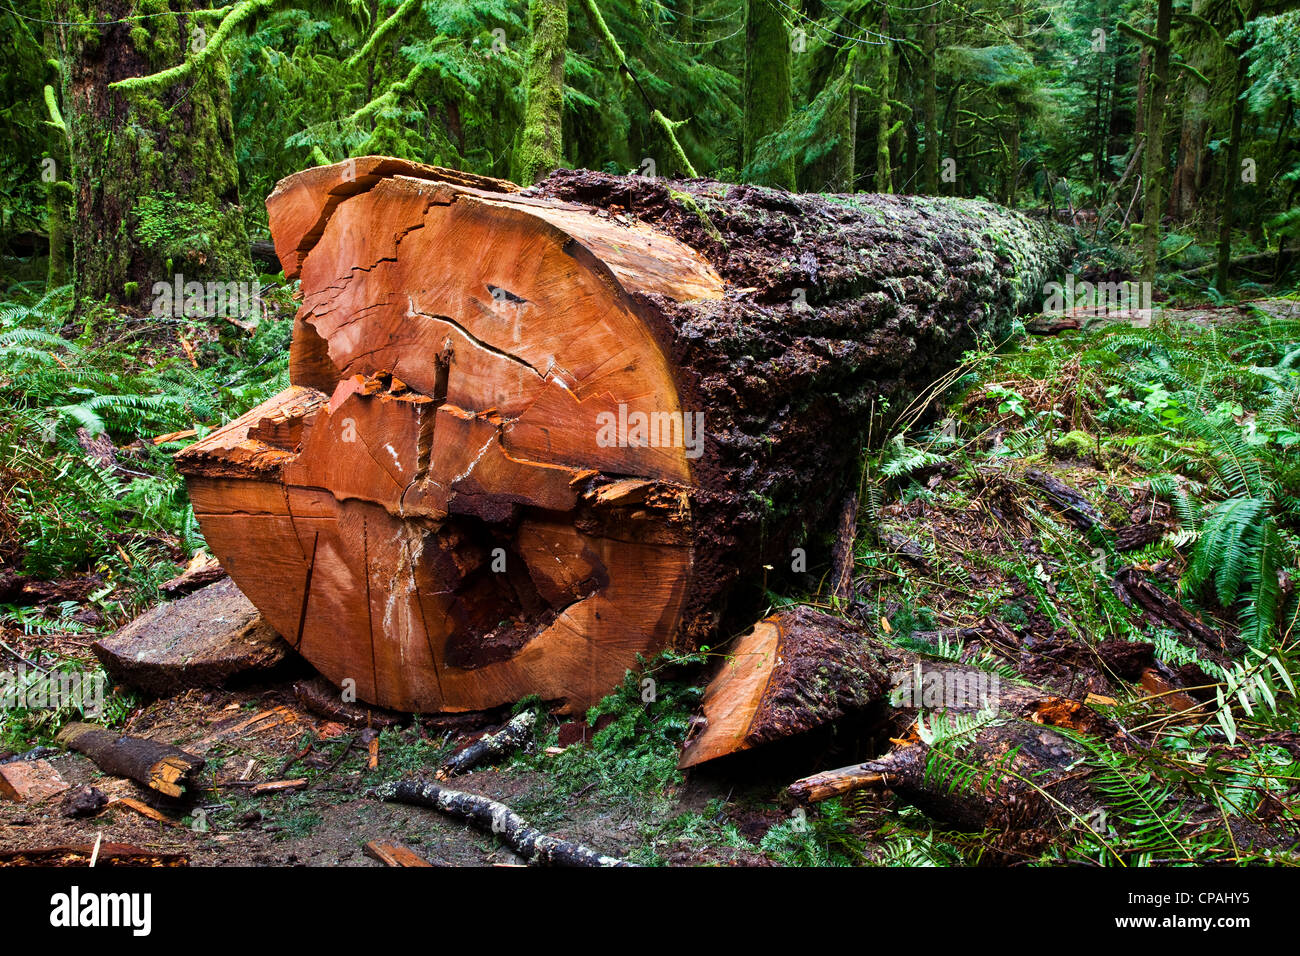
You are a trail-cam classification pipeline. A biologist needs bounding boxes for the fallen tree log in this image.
[56,723,205,798]
[680,607,1123,842]
[681,606,1114,769]
[176,156,1073,714]
[374,778,632,866]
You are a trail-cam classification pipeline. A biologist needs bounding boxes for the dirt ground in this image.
[0,676,780,867]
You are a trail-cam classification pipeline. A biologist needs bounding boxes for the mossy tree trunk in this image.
[516,0,567,185]
[54,0,251,312]
[873,14,893,194]
[1138,0,1172,286]
[743,0,794,190]
[1215,0,1256,292]
[921,5,940,194]
[42,8,72,287]
[1165,0,1209,221]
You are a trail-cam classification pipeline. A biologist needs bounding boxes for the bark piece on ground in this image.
[363,841,437,867]
[1024,468,1103,529]
[92,577,293,696]
[59,785,108,817]
[0,759,70,803]
[159,552,228,597]
[0,844,189,866]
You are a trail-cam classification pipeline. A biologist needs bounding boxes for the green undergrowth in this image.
[0,281,294,626]
[781,302,1300,865]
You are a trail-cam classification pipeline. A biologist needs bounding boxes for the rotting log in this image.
[681,606,1115,774]
[176,156,1074,715]
[682,607,1121,840]
[56,723,205,798]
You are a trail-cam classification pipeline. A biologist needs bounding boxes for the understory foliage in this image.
[805,304,1300,865]
[0,282,292,618]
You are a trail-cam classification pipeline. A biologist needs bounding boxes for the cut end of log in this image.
[678,607,897,769]
[180,158,724,715]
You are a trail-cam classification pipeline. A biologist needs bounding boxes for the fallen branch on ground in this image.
[437,711,535,779]
[373,779,634,867]
[56,723,205,798]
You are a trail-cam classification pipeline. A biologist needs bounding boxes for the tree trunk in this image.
[922,7,940,194]
[836,47,859,192]
[43,10,71,287]
[1139,0,1172,286]
[515,0,567,185]
[1166,0,1212,221]
[54,0,251,311]
[1214,1,1256,292]
[874,11,893,194]
[743,0,794,189]
[175,158,1073,715]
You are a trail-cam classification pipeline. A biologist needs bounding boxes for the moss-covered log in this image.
[176,158,1073,715]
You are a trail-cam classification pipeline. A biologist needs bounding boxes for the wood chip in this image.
[363,841,434,867]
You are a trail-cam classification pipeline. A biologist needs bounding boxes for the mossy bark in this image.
[536,170,1075,643]
[1138,0,1172,286]
[55,0,251,312]
[873,12,893,194]
[1215,0,1256,291]
[516,0,567,186]
[42,13,72,287]
[834,48,859,193]
[921,7,940,194]
[743,0,794,190]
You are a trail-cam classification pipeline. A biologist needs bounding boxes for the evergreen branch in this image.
[580,0,697,177]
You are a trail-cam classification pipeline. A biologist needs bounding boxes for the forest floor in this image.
[2,291,1300,865]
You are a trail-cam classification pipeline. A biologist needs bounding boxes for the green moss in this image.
[1052,429,1096,457]
[61,4,251,310]
[668,188,723,243]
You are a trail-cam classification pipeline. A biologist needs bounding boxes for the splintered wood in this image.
[177,156,1072,715]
